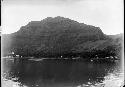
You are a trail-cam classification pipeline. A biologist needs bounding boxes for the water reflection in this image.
[2,58,123,87]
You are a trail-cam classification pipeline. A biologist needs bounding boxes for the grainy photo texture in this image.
[1,0,124,87]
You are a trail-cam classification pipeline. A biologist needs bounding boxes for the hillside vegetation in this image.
[2,16,123,59]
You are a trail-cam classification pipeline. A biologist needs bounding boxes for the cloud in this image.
[2,0,84,5]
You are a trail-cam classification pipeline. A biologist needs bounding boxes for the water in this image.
[1,58,124,87]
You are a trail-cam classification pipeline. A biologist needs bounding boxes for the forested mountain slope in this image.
[2,16,123,58]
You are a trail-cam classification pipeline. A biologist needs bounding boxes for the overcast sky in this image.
[2,0,124,35]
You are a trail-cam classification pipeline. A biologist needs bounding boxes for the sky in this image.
[1,0,124,35]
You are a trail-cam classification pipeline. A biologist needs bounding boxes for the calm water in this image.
[1,58,124,87]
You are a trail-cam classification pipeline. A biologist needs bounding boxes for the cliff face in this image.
[2,17,122,58]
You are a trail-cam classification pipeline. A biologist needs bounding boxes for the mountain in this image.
[2,16,123,58]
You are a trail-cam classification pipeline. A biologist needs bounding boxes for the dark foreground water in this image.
[1,58,124,87]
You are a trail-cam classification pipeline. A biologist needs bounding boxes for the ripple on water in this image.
[2,79,28,87]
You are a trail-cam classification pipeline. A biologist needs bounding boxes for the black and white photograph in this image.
[1,0,124,87]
